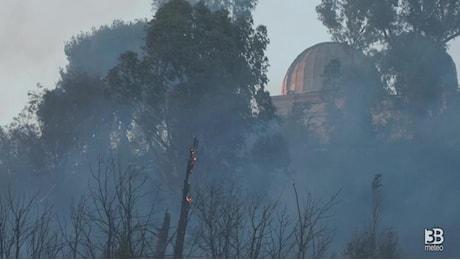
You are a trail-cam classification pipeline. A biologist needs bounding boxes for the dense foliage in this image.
[106,0,283,189]
[317,0,460,118]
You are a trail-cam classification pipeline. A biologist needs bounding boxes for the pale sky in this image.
[1,0,460,126]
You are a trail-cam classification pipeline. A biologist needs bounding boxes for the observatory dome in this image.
[281,42,367,95]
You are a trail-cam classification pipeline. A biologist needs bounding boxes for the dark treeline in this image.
[1,0,460,258]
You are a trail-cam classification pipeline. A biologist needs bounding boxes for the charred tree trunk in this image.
[174,137,198,259]
[155,210,170,258]
[371,174,382,257]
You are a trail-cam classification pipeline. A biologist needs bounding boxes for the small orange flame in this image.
[186,196,193,204]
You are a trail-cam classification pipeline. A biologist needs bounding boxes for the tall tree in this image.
[34,21,146,175]
[316,0,459,126]
[107,0,280,189]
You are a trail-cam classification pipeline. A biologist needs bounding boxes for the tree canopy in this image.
[316,0,460,51]
[316,0,460,131]
[107,0,282,188]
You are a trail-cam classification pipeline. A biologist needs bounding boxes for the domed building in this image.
[271,41,459,143]
[271,42,371,143]
[281,42,367,95]
[272,42,370,113]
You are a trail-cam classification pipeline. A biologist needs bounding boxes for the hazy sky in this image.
[1,0,460,125]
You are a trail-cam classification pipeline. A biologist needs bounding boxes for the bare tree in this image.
[59,155,160,258]
[8,188,36,258]
[246,196,277,258]
[27,205,61,258]
[0,186,62,258]
[190,183,338,259]
[0,154,340,259]
[267,206,295,258]
[59,197,93,258]
[292,182,338,258]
